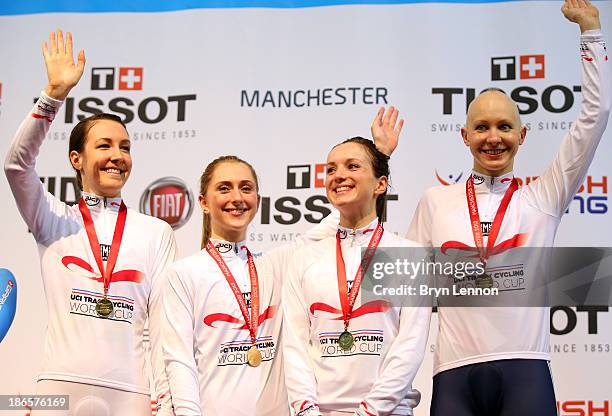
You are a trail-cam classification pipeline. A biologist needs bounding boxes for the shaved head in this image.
[466,90,522,127]
[461,89,527,177]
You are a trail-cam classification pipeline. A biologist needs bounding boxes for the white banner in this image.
[0,1,611,415]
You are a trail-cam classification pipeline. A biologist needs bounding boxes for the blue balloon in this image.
[0,269,17,343]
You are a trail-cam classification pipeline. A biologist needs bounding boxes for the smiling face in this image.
[461,90,527,177]
[325,142,387,227]
[69,119,132,198]
[199,161,260,242]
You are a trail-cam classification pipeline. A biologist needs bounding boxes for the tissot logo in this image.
[91,67,144,91]
[432,52,581,121]
[491,55,545,81]
[35,66,196,125]
[287,164,326,189]
[140,177,194,230]
[215,242,233,254]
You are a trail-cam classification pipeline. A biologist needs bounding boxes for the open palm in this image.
[371,106,404,157]
[561,0,600,32]
[43,30,86,100]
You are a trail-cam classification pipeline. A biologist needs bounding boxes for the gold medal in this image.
[247,346,262,367]
[338,330,354,350]
[96,297,114,317]
[475,273,494,289]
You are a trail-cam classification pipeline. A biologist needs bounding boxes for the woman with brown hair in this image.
[4,31,176,415]
[282,136,431,416]
[162,109,402,415]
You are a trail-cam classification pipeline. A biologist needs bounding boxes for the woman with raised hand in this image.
[407,2,609,415]
[161,108,402,415]
[4,31,176,415]
[282,133,431,415]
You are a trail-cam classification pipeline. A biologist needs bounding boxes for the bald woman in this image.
[404,1,610,415]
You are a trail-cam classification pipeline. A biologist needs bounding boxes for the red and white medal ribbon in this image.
[465,175,519,266]
[206,240,260,345]
[79,198,127,297]
[336,222,384,331]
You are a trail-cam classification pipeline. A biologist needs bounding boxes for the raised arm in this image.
[371,106,404,157]
[4,30,85,243]
[524,0,610,216]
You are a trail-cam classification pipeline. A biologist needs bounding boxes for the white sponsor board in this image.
[0,1,610,414]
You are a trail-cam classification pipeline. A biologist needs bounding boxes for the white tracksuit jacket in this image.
[283,219,431,416]
[407,30,610,375]
[4,93,177,413]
